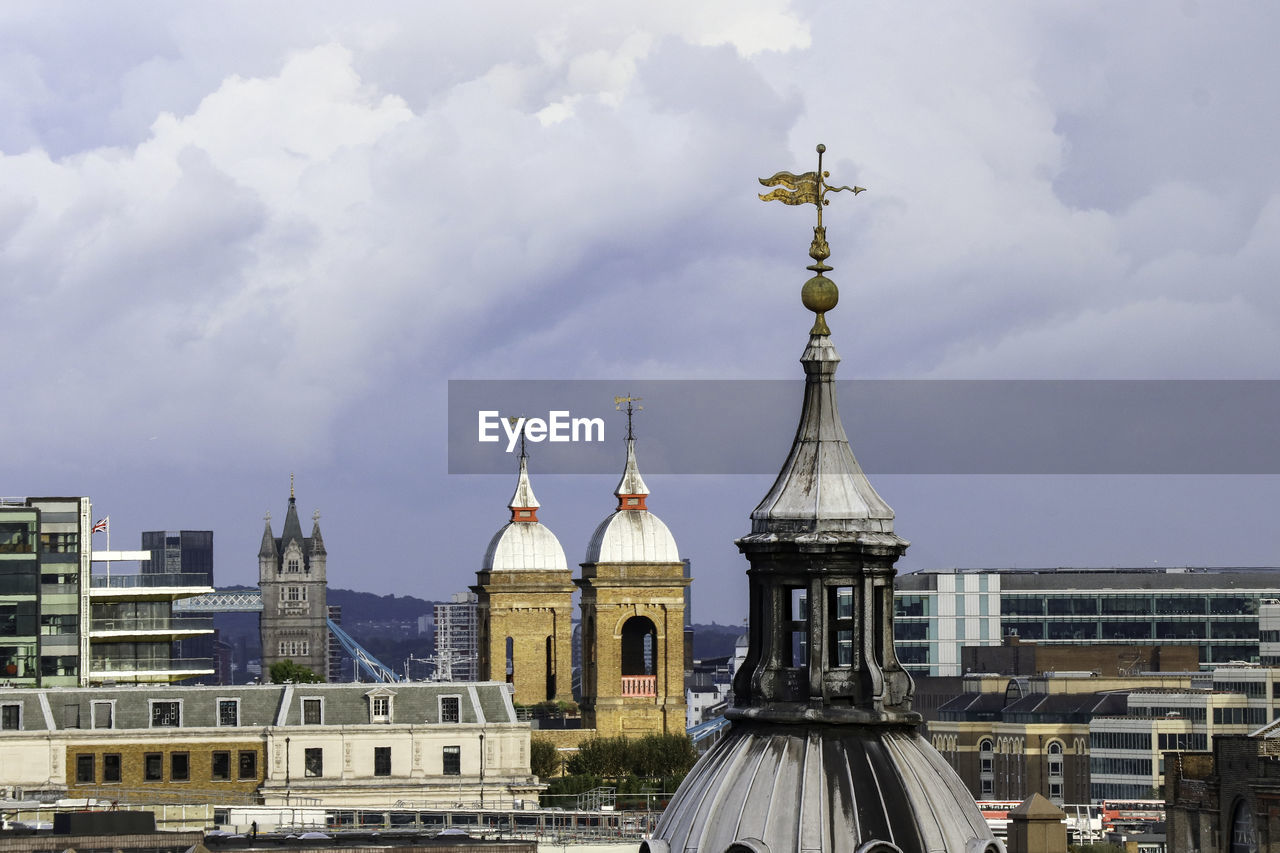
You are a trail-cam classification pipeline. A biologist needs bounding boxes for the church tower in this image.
[577,402,689,737]
[474,450,576,705]
[258,478,330,681]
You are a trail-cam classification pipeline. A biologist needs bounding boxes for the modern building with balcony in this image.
[88,564,215,683]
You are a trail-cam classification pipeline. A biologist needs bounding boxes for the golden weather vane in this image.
[758,144,865,336]
[614,395,643,441]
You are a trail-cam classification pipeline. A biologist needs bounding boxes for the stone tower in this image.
[474,451,576,705]
[258,481,329,681]
[646,147,1000,853]
[577,423,689,737]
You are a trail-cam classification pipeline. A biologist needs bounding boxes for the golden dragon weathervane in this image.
[758,144,865,335]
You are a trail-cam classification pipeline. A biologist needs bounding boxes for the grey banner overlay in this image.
[448,380,1280,475]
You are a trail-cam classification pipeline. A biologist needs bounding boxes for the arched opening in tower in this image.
[505,636,514,685]
[545,635,555,701]
[620,616,658,697]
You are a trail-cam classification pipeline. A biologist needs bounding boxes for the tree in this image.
[531,738,561,780]
[269,659,323,684]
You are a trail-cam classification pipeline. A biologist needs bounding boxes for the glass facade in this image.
[894,569,1279,675]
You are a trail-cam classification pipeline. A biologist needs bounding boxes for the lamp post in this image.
[285,736,291,808]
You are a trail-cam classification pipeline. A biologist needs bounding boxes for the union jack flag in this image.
[91,517,109,533]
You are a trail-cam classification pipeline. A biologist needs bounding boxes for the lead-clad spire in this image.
[647,143,997,853]
[508,451,541,522]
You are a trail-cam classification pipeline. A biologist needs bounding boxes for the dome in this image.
[584,509,679,563]
[482,522,568,572]
[646,723,997,853]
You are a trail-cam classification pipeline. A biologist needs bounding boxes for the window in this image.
[368,692,393,723]
[372,696,389,717]
[63,703,80,729]
[302,698,323,725]
[443,745,461,776]
[374,746,391,777]
[217,699,239,727]
[278,640,309,657]
[91,701,113,729]
[103,754,121,783]
[144,753,163,782]
[440,696,461,723]
[238,751,257,780]
[1,703,19,730]
[287,557,300,573]
[305,748,323,778]
[75,754,95,784]
[150,700,180,727]
[171,752,189,782]
[285,586,306,602]
[212,751,231,781]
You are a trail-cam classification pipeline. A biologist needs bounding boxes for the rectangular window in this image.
[371,695,389,721]
[374,746,391,777]
[0,704,19,730]
[302,698,322,725]
[63,704,80,729]
[91,701,113,729]
[103,753,121,783]
[171,752,189,782]
[217,699,239,727]
[150,700,180,727]
[211,751,231,781]
[440,696,460,723]
[442,745,461,776]
[238,751,257,780]
[305,748,323,778]
[144,753,163,782]
[75,754,95,784]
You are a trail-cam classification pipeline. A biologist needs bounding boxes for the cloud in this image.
[2,2,1279,614]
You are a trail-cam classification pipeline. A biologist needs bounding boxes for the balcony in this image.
[621,675,657,697]
[90,616,213,640]
[88,657,215,683]
[89,573,214,601]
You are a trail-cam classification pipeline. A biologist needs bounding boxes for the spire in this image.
[612,395,649,510]
[508,449,541,522]
[280,481,305,551]
[309,508,326,556]
[750,143,892,538]
[258,512,276,559]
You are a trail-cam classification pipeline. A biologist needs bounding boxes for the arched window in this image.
[979,738,994,796]
[505,637,514,684]
[545,635,556,701]
[1047,740,1064,802]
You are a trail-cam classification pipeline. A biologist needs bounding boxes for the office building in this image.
[895,567,1279,676]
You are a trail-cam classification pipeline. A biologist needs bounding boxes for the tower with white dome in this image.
[576,399,690,737]
[473,448,576,705]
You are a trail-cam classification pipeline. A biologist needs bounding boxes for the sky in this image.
[2,1,1279,625]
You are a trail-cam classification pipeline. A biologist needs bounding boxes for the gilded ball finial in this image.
[816,143,826,154]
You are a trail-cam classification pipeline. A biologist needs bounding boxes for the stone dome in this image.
[584,509,679,563]
[482,521,568,572]
[645,723,998,853]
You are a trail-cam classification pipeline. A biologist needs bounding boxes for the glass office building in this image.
[895,568,1279,676]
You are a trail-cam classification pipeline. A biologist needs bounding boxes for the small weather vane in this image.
[507,415,528,458]
[758,144,865,335]
[614,395,643,441]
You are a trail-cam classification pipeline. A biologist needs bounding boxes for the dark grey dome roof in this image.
[646,723,997,853]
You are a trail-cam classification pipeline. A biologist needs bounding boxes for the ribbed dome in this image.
[584,510,679,563]
[482,522,568,572]
[647,723,997,853]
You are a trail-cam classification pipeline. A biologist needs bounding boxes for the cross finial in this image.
[264,510,272,523]
[290,472,295,500]
[615,395,643,441]
[312,509,321,523]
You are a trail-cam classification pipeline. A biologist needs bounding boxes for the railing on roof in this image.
[89,657,214,673]
[90,617,212,633]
